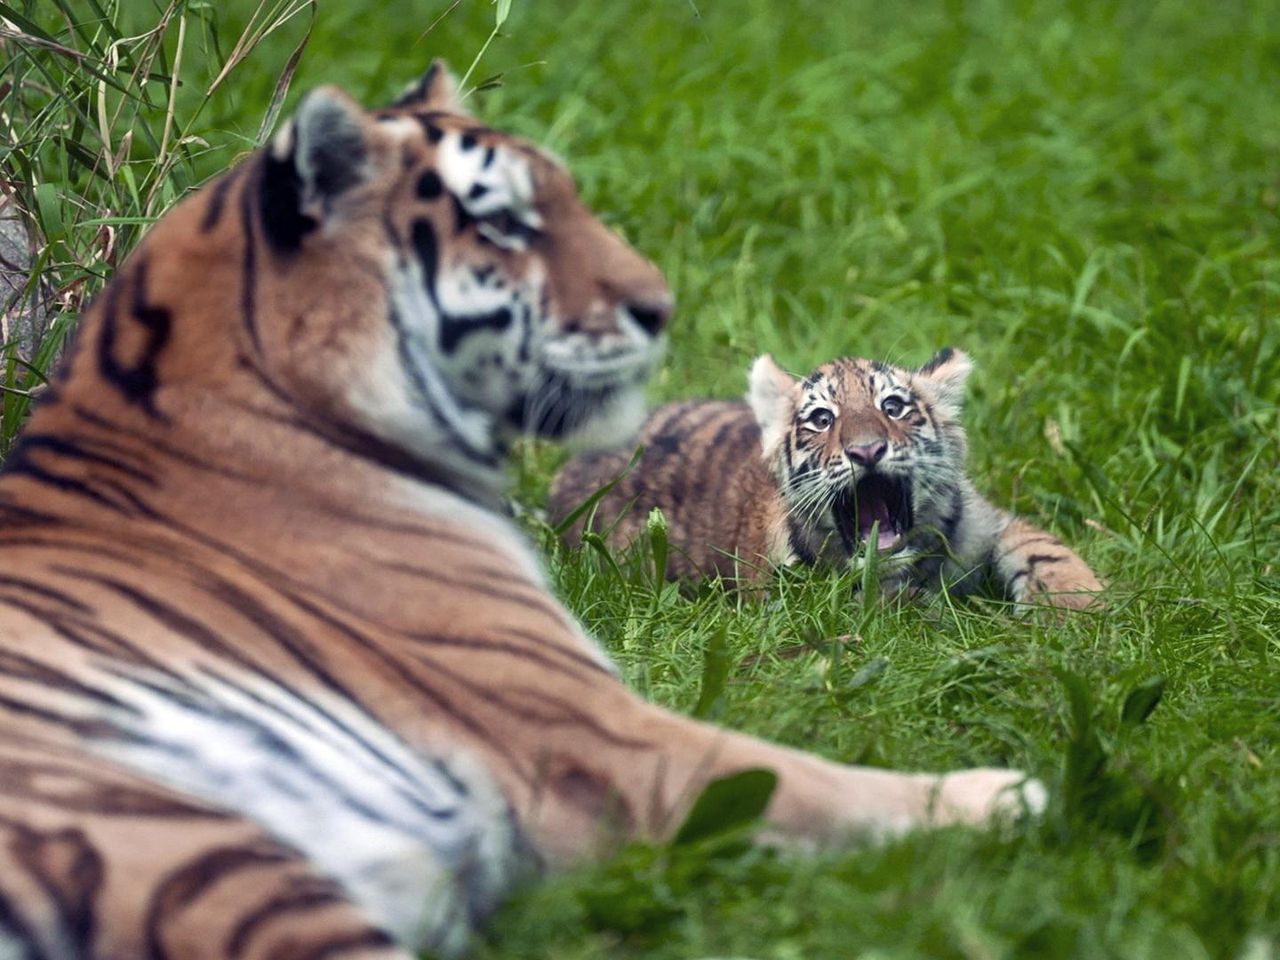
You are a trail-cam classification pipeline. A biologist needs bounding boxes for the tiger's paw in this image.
[931,768,1047,826]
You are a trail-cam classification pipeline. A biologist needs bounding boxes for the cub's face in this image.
[748,350,972,551]
[252,62,670,480]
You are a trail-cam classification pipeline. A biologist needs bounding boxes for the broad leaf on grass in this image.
[692,623,730,719]
[673,768,778,846]
[1120,675,1164,727]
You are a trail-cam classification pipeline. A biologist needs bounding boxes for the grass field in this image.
[3,1,1278,958]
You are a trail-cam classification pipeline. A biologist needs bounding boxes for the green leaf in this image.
[33,182,65,244]
[646,506,669,590]
[581,531,624,583]
[1053,666,1094,735]
[494,0,513,28]
[255,1,316,146]
[1120,676,1165,727]
[845,656,888,692]
[692,623,730,719]
[673,768,778,846]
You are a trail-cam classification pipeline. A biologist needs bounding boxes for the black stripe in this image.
[70,404,261,484]
[787,516,817,565]
[919,347,954,374]
[1026,553,1066,566]
[0,648,140,713]
[0,749,221,817]
[239,169,264,352]
[450,193,474,232]
[0,453,150,519]
[9,823,102,956]
[95,258,172,417]
[199,169,237,233]
[997,535,1059,562]
[439,306,511,354]
[225,880,347,958]
[6,434,157,486]
[259,150,316,252]
[412,218,439,299]
[0,886,42,960]
[0,575,93,613]
[0,571,174,673]
[416,169,443,200]
[58,569,277,680]
[0,690,131,741]
[0,500,62,526]
[145,842,296,960]
[416,115,443,143]
[408,629,607,682]
[385,304,501,471]
[305,929,398,959]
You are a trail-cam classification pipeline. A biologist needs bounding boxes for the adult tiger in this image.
[0,64,1043,959]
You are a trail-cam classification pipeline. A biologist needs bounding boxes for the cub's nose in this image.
[847,440,887,467]
[624,294,673,338]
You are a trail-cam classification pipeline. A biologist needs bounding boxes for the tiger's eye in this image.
[881,396,909,419]
[805,408,834,430]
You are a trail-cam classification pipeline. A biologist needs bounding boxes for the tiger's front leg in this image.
[991,514,1104,612]
[504,686,1044,865]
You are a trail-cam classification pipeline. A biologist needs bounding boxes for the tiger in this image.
[0,62,1045,960]
[551,349,1103,610]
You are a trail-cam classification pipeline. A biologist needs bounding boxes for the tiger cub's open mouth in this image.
[834,474,913,553]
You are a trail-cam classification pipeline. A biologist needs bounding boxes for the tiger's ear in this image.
[389,59,469,115]
[264,87,375,248]
[915,347,972,416]
[748,354,799,456]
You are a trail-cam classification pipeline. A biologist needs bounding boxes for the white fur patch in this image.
[94,669,519,955]
[437,132,540,231]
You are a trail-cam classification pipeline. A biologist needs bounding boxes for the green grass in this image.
[3,0,1279,957]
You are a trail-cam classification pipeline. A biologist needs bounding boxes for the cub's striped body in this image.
[552,350,1102,610]
[0,65,1042,960]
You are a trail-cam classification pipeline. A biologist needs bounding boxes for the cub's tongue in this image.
[858,496,898,549]
[833,478,907,553]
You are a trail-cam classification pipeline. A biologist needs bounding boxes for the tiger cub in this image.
[551,348,1103,610]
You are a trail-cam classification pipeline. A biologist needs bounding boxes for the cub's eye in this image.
[804,408,835,431]
[881,395,910,419]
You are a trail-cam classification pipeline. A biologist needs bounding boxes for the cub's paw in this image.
[931,768,1047,826]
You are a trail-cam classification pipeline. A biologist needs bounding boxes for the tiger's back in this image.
[551,400,787,580]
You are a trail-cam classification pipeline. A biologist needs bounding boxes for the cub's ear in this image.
[748,354,799,456]
[389,59,469,115]
[263,86,375,249]
[915,347,973,416]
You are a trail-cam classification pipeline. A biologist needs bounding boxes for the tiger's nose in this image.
[847,440,887,467]
[624,294,673,337]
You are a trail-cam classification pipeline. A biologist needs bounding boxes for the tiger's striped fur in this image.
[551,350,1102,610]
[0,64,1043,959]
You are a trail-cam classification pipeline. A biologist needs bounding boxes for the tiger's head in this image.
[62,62,670,495]
[748,349,972,556]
